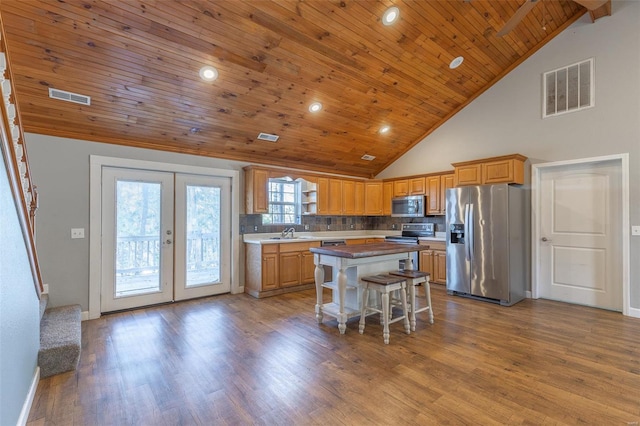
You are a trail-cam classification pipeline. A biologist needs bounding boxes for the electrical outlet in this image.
[350,224,354,229]
[253,225,258,232]
[304,224,310,230]
[71,228,85,239]
[632,225,640,236]
[327,225,331,230]
[391,223,397,230]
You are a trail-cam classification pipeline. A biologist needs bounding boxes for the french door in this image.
[101,167,230,312]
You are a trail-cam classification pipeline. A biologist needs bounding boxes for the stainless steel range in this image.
[385,223,434,270]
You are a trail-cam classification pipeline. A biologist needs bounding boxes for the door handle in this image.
[541,237,551,242]
[166,239,172,245]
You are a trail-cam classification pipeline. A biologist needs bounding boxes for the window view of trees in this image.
[115,180,162,295]
[263,178,300,225]
[185,185,220,287]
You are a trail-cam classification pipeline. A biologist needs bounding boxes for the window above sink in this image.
[262,177,301,225]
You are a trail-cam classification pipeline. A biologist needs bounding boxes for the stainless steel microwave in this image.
[391,195,425,217]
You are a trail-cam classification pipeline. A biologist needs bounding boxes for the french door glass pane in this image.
[115,180,162,297]
[185,185,221,287]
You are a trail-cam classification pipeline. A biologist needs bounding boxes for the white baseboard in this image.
[17,366,39,426]
[81,311,89,321]
[525,290,532,299]
[628,306,640,319]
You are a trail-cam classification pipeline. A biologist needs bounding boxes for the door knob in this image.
[541,237,551,242]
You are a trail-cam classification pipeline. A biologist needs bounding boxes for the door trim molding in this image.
[89,155,241,320]
[531,153,633,317]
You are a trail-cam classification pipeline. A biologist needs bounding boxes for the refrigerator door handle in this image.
[468,204,475,263]
[464,203,471,261]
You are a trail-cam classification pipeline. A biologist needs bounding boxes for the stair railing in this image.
[0,14,43,297]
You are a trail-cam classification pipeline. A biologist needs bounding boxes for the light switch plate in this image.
[71,228,85,239]
[632,225,640,236]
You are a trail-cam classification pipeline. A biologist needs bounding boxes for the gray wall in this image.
[377,1,640,309]
[24,135,249,310]
[0,148,40,425]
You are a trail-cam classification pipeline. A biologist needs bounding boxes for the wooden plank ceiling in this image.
[1,0,597,178]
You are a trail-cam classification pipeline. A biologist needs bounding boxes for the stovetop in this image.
[386,223,435,242]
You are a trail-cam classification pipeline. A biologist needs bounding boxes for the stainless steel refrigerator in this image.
[445,184,529,306]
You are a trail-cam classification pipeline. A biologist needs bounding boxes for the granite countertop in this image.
[243,231,446,244]
[243,231,399,244]
[309,242,421,258]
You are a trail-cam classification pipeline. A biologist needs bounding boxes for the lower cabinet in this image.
[419,241,446,285]
[245,241,321,298]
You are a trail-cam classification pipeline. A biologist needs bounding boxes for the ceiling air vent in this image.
[257,132,279,142]
[48,88,91,106]
[361,154,376,161]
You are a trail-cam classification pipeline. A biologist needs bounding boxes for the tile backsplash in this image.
[240,215,445,234]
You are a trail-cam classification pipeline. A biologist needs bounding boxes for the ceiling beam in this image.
[572,0,612,22]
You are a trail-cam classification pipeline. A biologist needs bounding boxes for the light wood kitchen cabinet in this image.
[317,177,344,215]
[244,167,269,214]
[419,249,434,280]
[425,172,454,215]
[409,177,426,195]
[482,156,525,185]
[453,154,527,186]
[245,244,279,294]
[454,163,482,186]
[328,178,343,214]
[354,181,365,215]
[364,181,383,215]
[245,241,320,298]
[440,173,455,214]
[426,175,441,215]
[383,181,393,216]
[393,179,409,196]
[419,240,446,285]
[347,238,367,245]
[342,180,356,215]
[279,242,318,288]
[434,250,447,284]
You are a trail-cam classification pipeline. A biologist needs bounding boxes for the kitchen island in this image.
[310,242,421,334]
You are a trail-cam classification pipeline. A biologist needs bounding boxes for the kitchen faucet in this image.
[281,227,295,239]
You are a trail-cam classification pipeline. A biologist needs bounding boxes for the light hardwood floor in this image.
[28,286,640,425]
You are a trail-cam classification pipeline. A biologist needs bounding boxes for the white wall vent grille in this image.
[48,88,91,105]
[361,154,376,161]
[257,132,279,142]
[543,58,593,118]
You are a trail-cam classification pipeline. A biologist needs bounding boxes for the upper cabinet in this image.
[382,181,393,216]
[245,154,526,217]
[393,179,409,197]
[409,177,426,195]
[453,154,527,186]
[245,167,269,214]
[364,181,383,215]
[425,172,455,215]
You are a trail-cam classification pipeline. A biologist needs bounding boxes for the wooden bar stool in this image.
[390,270,433,331]
[358,274,410,344]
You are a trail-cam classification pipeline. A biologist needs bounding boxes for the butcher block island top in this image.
[309,242,421,258]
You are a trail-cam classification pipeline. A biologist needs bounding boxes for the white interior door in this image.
[101,168,174,312]
[538,160,622,311]
[174,174,231,300]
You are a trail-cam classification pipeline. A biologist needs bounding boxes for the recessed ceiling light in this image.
[309,102,323,113]
[449,56,464,69]
[199,65,218,81]
[382,6,399,26]
[379,125,390,134]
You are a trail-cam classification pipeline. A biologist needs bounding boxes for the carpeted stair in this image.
[38,295,81,378]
